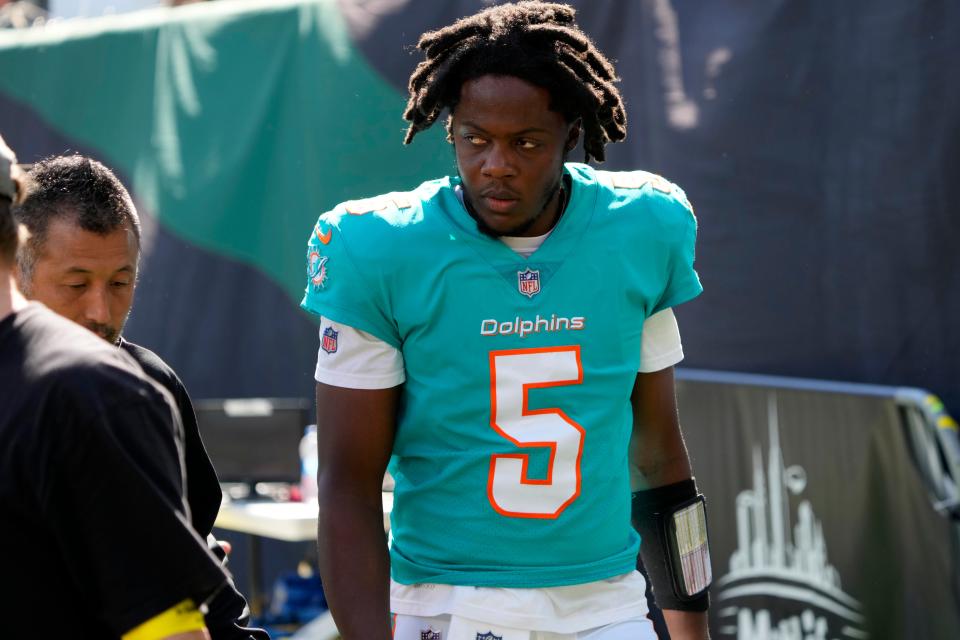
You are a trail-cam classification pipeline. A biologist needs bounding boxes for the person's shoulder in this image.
[309,177,454,250]
[15,304,134,376]
[14,305,163,407]
[118,339,186,401]
[572,163,696,234]
[2,304,173,442]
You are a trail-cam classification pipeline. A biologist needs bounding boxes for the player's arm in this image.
[629,367,710,640]
[315,381,399,640]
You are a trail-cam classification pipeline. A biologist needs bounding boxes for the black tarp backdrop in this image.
[2,1,956,407]
[340,0,960,413]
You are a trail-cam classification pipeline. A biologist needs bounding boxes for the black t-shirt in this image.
[0,304,228,638]
[119,338,222,536]
[118,338,269,640]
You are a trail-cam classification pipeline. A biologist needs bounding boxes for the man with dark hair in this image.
[14,155,142,343]
[0,136,230,638]
[302,3,710,639]
[13,153,267,640]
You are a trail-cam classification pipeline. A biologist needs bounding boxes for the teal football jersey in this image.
[301,163,701,588]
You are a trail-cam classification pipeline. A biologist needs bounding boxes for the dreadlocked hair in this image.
[403,1,626,163]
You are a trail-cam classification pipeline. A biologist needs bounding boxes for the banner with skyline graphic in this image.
[676,370,960,639]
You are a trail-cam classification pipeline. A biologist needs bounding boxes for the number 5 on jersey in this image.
[488,346,585,519]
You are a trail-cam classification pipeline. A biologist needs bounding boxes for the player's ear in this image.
[565,119,582,152]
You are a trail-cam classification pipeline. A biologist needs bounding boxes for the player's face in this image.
[23,217,138,344]
[451,75,578,237]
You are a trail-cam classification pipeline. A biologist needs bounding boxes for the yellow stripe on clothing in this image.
[122,598,206,640]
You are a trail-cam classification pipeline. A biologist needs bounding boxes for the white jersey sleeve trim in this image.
[314,320,405,389]
[314,364,405,389]
[639,308,684,373]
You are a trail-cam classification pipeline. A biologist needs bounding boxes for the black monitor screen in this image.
[195,398,310,485]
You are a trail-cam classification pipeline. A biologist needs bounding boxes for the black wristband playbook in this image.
[631,478,712,612]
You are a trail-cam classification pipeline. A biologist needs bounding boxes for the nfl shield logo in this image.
[420,631,442,640]
[517,268,541,298]
[321,326,338,354]
[476,633,502,640]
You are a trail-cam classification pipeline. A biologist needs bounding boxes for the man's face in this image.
[451,74,577,237]
[25,217,138,343]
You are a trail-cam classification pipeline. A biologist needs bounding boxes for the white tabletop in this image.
[215,492,393,542]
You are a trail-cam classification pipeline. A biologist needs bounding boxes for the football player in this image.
[302,3,711,639]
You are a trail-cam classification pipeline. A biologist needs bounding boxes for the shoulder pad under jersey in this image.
[601,170,694,214]
[341,192,416,216]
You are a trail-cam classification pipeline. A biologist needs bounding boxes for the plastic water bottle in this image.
[299,424,318,503]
